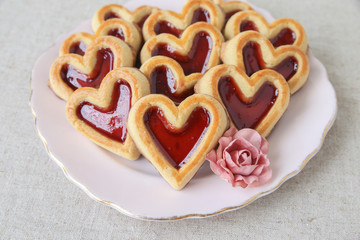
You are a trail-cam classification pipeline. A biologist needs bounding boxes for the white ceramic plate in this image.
[30,0,337,220]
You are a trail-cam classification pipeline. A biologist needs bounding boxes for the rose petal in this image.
[248,166,272,187]
[234,128,263,150]
[223,127,237,138]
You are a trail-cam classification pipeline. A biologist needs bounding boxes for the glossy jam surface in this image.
[218,76,278,129]
[242,41,298,81]
[150,66,194,105]
[61,48,114,90]
[107,28,125,41]
[69,41,87,56]
[240,20,259,32]
[151,32,213,75]
[144,107,210,169]
[77,80,132,143]
[154,21,183,38]
[191,8,211,23]
[225,10,241,22]
[270,28,296,48]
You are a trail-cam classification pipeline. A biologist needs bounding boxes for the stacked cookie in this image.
[49,0,309,190]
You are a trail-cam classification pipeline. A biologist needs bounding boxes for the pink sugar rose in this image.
[206,127,272,188]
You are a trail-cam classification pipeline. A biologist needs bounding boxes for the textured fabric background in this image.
[0,0,359,239]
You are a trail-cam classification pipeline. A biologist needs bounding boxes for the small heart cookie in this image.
[60,19,142,57]
[49,36,134,101]
[92,4,159,31]
[186,0,253,22]
[195,64,290,137]
[66,67,150,160]
[140,56,199,105]
[142,0,224,41]
[221,31,309,94]
[141,22,224,77]
[224,11,308,52]
[127,94,229,190]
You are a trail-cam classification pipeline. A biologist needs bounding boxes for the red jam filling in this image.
[242,41,298,81]
[191,8,211,23]
[104,12,120,20]
[240,20,259,32]
[270,28,296,48]
[150,66,194,105]
[107,28,125,41]
[144,107,210,169]
[225,10,241,22]
[61,48,114,90]
[151,32,213,75]
[154,21,183,38]
[77,80,132,143]
[218,76,278,129]
[69,41,87,56]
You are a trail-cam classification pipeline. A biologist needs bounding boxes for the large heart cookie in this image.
[66,68,150,160]
[221,31,309,94]
[127,94,229,190]
[195,64,290,137]
[224,11,308,52]
[142,0,224,41]
[141,22,223,77]
[92,4,159,31]
[49,36,134,101]
[60,19,142,57]
[140,56,199,105]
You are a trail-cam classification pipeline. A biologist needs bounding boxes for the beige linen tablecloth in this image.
[0,0,359,239]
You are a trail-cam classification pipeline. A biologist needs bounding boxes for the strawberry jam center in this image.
[150,66,194,105]
[218,76,278,129]
[151,32,213,75]
[144,107,210,169]
[69,41,87,56]
[61,48,114,90]
[77,80,131,143]
[242,41,298,81]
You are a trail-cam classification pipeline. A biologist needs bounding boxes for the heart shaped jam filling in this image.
[242,41,298,81]
[104,12,149,28]
[240,20,259,32]
[154,21,183,38]
[69,41,88,56]
[61,48,114,90]
[150,66,194,105]
[76,80,132,143]
[144,107,210,169]
[218,76,278,129]
[107,28,125,41]
[240,22,296,48]
[151,32,213,75]
[153,8,211,38]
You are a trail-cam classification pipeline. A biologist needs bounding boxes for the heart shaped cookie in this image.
[140,56,199,105]
[66,67,150,160]
[127,94,229,190]
[92,4,159,31]
[195,64,290,137]
[141,22,224,77]
[49,36,134,101]
[186,0,253,22]
[60,19,142,57]
[142,0,224,41]
[224,11,308,52]
[221,31,309,94]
